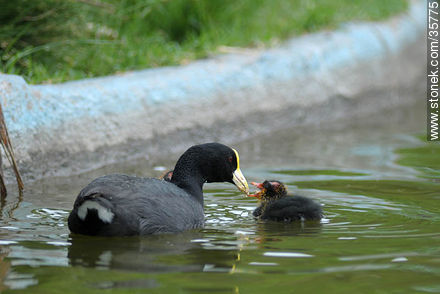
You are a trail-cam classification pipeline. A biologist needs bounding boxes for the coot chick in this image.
[249,180,322,222]
[68,143,249,236]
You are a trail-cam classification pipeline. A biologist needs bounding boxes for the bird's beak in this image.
[231,148,249,195]
[233,168,249,195]
[249,182,264,198]
[251,182,264,189]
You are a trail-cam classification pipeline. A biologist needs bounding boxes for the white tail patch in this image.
[77,200,114,223]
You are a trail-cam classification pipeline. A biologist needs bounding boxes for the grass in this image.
[0,0,408,84]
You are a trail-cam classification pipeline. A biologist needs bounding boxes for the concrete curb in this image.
[0,1,426,182]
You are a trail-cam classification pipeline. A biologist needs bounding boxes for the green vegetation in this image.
[1,0,408,84]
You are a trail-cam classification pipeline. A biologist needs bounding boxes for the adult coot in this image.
[68,143,249,236]
[249,180,322,222]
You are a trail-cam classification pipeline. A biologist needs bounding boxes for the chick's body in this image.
[251,180,322,222]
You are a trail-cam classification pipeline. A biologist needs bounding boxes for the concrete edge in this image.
[0,0,426,183]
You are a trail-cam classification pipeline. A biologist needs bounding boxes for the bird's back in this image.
[68,174,204,236]
[257,195,322,222]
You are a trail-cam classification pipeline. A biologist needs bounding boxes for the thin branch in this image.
[74,0,115,12]
[23,8,57,21]
[0,103,24,195]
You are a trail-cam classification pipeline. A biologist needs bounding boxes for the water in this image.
[1,103,439,293]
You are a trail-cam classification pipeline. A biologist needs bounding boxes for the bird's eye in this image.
[228,156,233,163]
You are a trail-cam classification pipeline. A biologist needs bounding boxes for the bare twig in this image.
[74,0,115,12]
[0,156,6,198]
[0,103,24,198]
[23,8,57,21]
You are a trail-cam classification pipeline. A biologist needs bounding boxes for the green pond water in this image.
[0,104,439,293]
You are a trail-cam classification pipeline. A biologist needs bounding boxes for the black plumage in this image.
[68,143,249,236]
[250,180,322,222]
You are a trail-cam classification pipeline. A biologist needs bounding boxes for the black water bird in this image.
[68,143,249,236]
[249,180,322,222]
